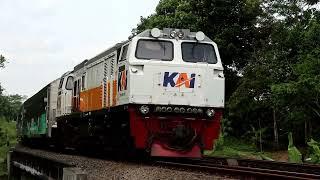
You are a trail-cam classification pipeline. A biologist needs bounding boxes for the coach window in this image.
[65,76,74,90]
[119,44,129,62]
[73,81,77,96]
[81,75,86,91]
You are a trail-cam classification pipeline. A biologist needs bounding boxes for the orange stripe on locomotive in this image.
[79,85,103,112]
[79,80,118,112]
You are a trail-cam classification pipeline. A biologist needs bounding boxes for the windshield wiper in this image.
[156,41,167,57]
[191,42,199,55]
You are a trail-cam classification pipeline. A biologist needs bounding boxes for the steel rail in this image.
[154,157,320,180]
[203,156,320,175]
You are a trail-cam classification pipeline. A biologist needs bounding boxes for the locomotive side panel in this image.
[104,54,116,108]
[78,47,130,112]
[80,59,104,112]
[204,44,225,107]
[108,53,119,107]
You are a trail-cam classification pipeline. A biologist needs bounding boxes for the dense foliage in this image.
[0,1,318,171]
[136,0,320,148]
[0,55,25,121]
[135,0,264,100]
[0,55,6,69]
[0,118,17,176]
[0,55,22,176]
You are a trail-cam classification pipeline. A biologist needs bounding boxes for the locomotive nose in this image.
[174,125,192,140]
[170,125,196,149]
[150,125,200,157]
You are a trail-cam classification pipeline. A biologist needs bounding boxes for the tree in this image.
[135,0,320,148]
[0,94,25,121]
[228,0,320,146]
[272,18,320,142]
[0,55,6,69]
[135,0,266,100]
[0,55,25,121]
[0,53,19,176]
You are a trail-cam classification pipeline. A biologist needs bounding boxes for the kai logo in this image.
[118,68,127,91]
[163,72,196,88]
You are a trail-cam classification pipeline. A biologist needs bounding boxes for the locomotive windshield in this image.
[181,42,217,64]
[136,39,173,61]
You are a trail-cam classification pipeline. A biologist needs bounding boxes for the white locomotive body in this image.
[21,28,225,157]
[57,28,224,115]
[126,31,224,108]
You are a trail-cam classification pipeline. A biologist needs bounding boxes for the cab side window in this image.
[59,77,64,89]
[119,44,129,62]
[73,81,77,96]
[65,76,74,90]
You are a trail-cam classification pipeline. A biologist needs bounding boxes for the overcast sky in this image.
[0,0,159,97]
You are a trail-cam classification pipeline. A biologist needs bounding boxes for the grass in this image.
[0,118,17,177]
[205,135,320,164]
[0,146,9,177]
[205,136,274,160]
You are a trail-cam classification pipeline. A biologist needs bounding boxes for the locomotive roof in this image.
[23,78,59,116]
[137,28,214,42]
[73,28,213,72]
[73,40,129,71]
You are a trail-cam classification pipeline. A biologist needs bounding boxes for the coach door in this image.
[72,78,81,112]
[57,75,74,116]
[117,43,129,104]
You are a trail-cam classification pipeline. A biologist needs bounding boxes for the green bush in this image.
[288,132,302,163]
[205,136,261,158]
[0,117,17,176]
[305,139,320,164]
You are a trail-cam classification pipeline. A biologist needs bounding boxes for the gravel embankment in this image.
[14,146,234,180]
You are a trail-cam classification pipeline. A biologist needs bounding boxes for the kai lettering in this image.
[163,72,196,88]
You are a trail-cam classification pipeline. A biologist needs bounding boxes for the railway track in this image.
[153,157,320,179]
[11,146,320,179]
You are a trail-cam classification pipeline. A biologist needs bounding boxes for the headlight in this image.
[198,108,203,114]
[196,31,205,41]
[180,107,186,113]
[178,31,184,39]
[174,107,180,113]
[161,106,167,112]
[167,107,173,112]
[192,108,198,114]
[155,106,161,112]
[206,109,215,117]
[151,28,161,38]
[187,108,192,113]
[170,31,177,38]
[140,105,150,114]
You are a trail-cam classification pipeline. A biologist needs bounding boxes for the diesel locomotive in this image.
[18,28,225,157]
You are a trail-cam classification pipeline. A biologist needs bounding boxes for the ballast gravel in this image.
[14,146,234,180]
